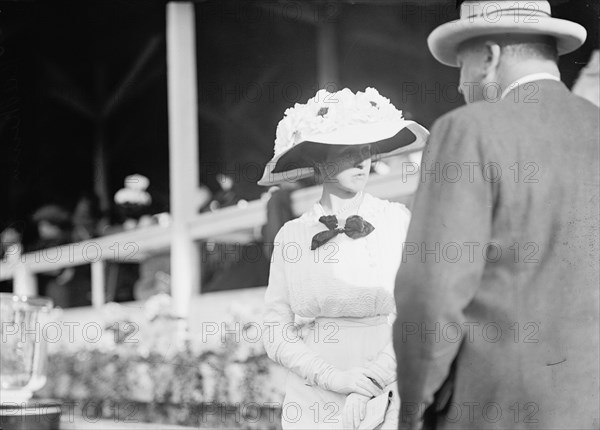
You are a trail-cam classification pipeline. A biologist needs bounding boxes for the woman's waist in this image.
[290,290,396,319]
[299,315,392,365]
[312,314,391,327]
[297,315,392,341]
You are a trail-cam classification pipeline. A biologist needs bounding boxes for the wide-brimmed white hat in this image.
[428,0,587,67]
[258,88,429,186]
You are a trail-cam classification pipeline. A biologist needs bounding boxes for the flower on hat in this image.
[273,87,404,156]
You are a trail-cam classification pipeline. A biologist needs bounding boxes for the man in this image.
[394,1,599,429]
[573,50,599,107]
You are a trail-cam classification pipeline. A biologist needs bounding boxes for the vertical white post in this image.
[317,18,339,90]
[166,2,200,318]
[13,263,37,297]
[91,260,106,308]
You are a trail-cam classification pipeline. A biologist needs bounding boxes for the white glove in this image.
[323,367,383,397]
[342,392,370,429]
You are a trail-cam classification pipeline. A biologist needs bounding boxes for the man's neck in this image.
[498,60,560,91]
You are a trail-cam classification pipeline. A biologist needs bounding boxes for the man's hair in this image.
[500,37,559,62]
[458,35,558,63]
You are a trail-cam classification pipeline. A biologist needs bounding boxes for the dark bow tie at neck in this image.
[311,215,375,250]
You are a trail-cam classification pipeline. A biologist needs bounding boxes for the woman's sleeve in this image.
[262,228,336,388]
[365,202,411,388]
[366,328,397,387]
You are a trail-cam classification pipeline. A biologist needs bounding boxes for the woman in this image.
[259,88,428,429]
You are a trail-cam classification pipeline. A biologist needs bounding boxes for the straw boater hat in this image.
[258,87,429,186]
[428,0,587,67]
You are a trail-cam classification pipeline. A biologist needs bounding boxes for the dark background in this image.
[1,0,598,246]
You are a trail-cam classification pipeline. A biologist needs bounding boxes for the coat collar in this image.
[501,73,561,99]
[502,78,569,103]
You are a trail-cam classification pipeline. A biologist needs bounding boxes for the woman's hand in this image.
[342,392,370,429]
[326,367,383,397]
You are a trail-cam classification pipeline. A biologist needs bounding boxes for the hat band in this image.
[466,7,551,20]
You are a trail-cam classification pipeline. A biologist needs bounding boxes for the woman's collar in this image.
[303,193,376,223]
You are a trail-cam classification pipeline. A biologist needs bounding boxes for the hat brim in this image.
[258,120,429,186]
[32,205,71,225]
[428,16,587,67]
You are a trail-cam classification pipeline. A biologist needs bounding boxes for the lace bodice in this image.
[266,193,410,319]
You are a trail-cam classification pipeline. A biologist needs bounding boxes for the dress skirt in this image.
[281,315,397,429]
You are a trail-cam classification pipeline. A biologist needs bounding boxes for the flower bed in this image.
[36,294,286,429]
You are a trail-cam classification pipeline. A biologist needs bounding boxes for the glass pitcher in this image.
[0,293,53,403]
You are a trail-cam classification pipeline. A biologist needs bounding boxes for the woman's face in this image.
[319,145,371,193]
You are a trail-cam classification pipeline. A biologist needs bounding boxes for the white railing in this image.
[0,171,419,308]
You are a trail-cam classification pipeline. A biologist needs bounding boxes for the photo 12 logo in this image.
[200,320,340,345]
[402,241,540,264]
[1,321,139,344]
[402,400,540,425]
[419,161,540,184]
[399,321,540,344]
[464,1,546,24]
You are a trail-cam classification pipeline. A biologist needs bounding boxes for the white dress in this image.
[263,193,410,429]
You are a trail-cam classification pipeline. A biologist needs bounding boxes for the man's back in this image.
[395,79,599,430]
[448,80,598,429]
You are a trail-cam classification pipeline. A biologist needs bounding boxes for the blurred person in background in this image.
[0,224,24,292]
[113,173,152,230]
[28,204,72,252]
[72,191,105,241]
[28,204,91,308]
[203,173,239,212]
[0,224,23,262]
[572,49,599,107]
[260,181,299,260]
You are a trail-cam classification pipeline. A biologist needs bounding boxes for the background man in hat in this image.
[393,1,599,429]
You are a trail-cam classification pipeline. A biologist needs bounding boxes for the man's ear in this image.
[482,41,502,78]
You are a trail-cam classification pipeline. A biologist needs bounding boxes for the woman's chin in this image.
[337,181,367,195]
[322,173,369,195]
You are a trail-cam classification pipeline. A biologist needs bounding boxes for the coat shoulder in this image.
[433,100,496,130]
[427,101,492,152]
